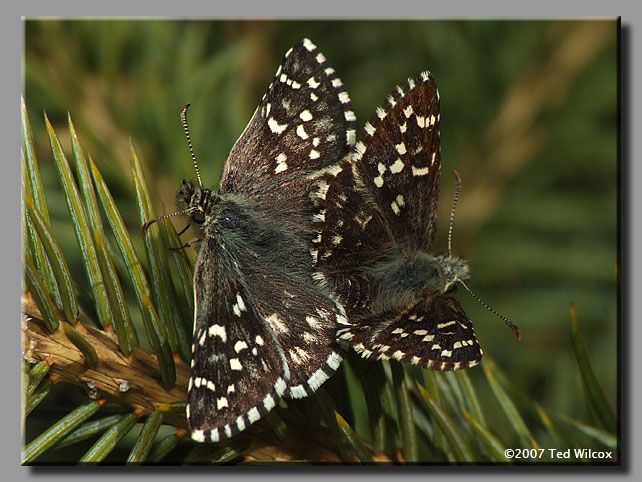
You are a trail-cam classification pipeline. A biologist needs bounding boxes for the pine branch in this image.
[21,292,190,430]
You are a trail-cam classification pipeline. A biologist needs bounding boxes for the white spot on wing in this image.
[266,313,287,333]
[364,122,375,136]
[208,324,227,342]
[412,165,430,176]
[275,160,288,173]
[263,393,276,411]
[247,407,260,423]
[297,124,309,139]
[308,368,329,391]
[236,417,246,432]
[437,320,456,329]
[326,352,342,370]
[290,385,308,398]
[275,377,287,396]
[268,117,287,134]
[306,316,321,329]
[346,129,356,145]
[390,158,405,174]
[303,38,316,51]
[299,110,313,122]
[234,340,248,353]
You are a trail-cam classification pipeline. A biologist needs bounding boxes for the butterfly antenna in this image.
[142,209,193,238]
[181,103,203,189]
[447,169,461,256]
[459,280,522,341]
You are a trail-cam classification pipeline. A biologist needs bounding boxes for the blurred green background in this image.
[23,19,618,432]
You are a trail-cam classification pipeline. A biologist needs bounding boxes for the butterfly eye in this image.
[192,210,205,224]
[220,210,240,229]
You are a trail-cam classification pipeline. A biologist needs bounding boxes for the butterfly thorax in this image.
[361,246,470,316]
[177,180,314,276]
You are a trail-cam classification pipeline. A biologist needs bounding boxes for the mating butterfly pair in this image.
[153,39,507,443]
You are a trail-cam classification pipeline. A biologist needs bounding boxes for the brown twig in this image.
[21,292,190,429]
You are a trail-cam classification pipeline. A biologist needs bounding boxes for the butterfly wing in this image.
[217,38,356,396]
[188,240,288,443]
[313,73,442,306]
[219,38,356,199]
[188,235,348,442]
[337,295,482,370]
[353,72,441,250]
[241,243,348,400]
[310,158,391,309]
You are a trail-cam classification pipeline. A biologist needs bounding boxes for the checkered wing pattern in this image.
[188,237,347,443]
[315,72,482,371]
[353,72,441,249]
[337,295,482,370]
[220,38,356,199]
[185,39,355,443]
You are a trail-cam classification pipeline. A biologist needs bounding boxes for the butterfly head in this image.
[176,180,214,223]
[436,254,470,294]
[177,180,248,232]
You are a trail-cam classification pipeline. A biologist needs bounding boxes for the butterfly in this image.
[146,38,357,443]
[310,71,520,371]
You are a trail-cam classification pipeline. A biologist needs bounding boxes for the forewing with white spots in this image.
[353,72,441,249]
[219,38,356,198]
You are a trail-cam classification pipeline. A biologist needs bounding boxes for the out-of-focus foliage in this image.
[22,19,618,464]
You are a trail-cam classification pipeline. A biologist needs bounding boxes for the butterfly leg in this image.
[170,237,202,251]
